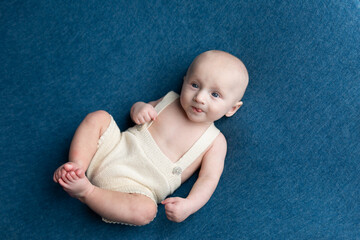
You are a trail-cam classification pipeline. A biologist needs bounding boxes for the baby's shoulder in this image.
[201,132,227,164]
[209,132,227,152]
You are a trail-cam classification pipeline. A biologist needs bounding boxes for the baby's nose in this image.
[194,91,206,104]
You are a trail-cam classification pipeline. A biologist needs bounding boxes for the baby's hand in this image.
[131,102,158,125]
[161,197,193,223]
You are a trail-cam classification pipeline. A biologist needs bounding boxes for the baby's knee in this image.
[84,110,111,128]
[131,202,157,226]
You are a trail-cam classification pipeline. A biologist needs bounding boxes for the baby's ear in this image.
[225,101,243,117]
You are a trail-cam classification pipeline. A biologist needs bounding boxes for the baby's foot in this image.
[58,168,94,200]
[53,162,82,183]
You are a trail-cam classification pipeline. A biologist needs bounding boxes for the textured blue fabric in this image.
[1,0,359,239]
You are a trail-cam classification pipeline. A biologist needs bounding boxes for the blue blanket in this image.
[1,0,359,239]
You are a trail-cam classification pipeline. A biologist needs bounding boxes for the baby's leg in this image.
[53,111,156,225]
[83,188,158,226]
[59,169,157,225]
[53,110,111,183]
[68,110,111,170]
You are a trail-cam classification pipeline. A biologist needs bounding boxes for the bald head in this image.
[186,50,249,100]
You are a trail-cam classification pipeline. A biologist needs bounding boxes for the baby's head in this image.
[180,50,249,123]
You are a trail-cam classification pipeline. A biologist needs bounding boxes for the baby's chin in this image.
[185,112,219,125]
[185,112,206,123]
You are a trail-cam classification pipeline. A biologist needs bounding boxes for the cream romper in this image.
[86,91,220,212]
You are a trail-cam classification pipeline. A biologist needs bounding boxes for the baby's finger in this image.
[135,118,143,125]
[137,116,145,124]
[161,198,175,205]
[134,118,140,125]
[165,209,174,218]
[149,111,158,120]
[144,114,152,122]
[166,214,174,221]
[165,205,175,213]
[164,197,182,204]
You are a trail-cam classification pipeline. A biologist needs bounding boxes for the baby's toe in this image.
[64,163,74,172]
[61,168,67,179]
[58,177,69,188]
[65,172,75,182]
[75,169,85,178]
[54,171,61,183]
[70,171,79,180]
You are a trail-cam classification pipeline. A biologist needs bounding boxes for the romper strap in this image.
[146,91,179,129]
[154,91,179,114]
[176,123,220,171]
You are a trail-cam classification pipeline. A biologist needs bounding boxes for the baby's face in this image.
[180,51,248,124]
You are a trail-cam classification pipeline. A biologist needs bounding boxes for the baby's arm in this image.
[130,98,161,124]
[162,133,227,222]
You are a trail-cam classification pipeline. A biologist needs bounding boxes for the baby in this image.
[53,50,249,226]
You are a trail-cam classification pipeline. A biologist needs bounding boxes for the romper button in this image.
[172,167,182,175]
[136,124,143,131]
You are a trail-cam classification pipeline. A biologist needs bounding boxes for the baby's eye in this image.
[212,92,220,98]
[191,83,199,88]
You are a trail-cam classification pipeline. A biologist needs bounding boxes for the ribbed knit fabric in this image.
[86,91,220,205]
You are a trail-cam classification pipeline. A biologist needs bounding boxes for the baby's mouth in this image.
[192,106,203,113]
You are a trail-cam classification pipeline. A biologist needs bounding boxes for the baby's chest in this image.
[149,120,203,163]
[152,125,198,162]
[149,102,209,162]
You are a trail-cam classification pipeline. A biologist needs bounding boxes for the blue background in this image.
[1,0,359,239]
